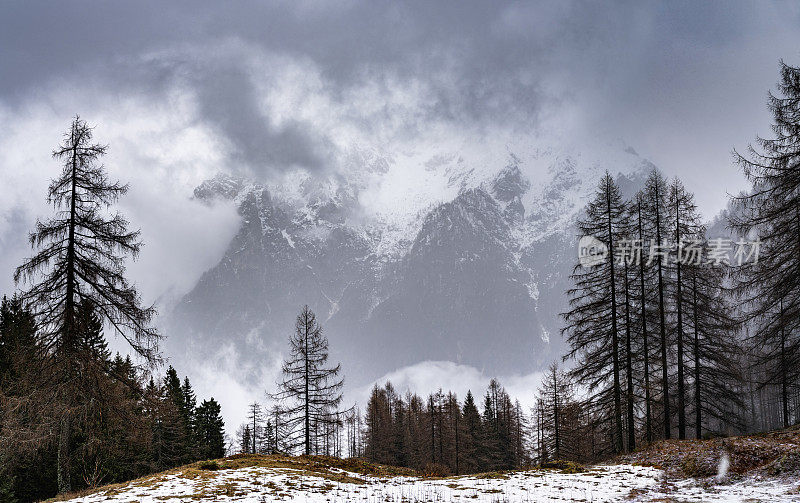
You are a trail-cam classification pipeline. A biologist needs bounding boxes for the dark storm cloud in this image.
[192,61,332,172]
[1,1,799,190]
[147,52,333,174]
[0,1,595,151]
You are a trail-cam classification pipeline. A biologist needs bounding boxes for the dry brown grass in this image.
[618,425,800,478]
[42,454,418,502]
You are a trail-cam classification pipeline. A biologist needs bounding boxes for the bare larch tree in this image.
[274,305,344,455]
[14,117,160,493]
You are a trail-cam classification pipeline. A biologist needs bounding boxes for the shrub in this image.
[420,463,451,478]
[198,460,220,471]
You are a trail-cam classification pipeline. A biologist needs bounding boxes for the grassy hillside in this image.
[45,445,800,503]
[619,425,800,478]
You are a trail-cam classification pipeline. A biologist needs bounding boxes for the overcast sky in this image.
[2,0,799,431]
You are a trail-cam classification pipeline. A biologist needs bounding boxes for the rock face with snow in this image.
[169,144,652,381]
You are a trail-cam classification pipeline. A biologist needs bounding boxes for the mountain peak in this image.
[491,160,531,203]
[193,173,247,202]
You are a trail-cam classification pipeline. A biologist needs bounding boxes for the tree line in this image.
[556,61,800,457]
[361,379,528,475]
[0,293,224,502]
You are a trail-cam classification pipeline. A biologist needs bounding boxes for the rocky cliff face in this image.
[168,145,652,381]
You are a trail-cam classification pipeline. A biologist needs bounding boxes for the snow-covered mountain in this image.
[169,143,652,381]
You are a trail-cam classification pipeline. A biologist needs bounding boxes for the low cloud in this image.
[0,86,241,308]
[174,342,285,438]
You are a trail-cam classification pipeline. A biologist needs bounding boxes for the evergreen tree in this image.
[481,391,499,470]
[0,295,37,387]
[76,299,109,363]
[240,424,252,454]
[460,391,482,474]
[262,419,275,454]
[195,399,225,460]
[162,367,189,464]
[181,377,197,453]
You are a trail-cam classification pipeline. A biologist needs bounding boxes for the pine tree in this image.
[181,377,197,454]
[262,419,275,454]
[76,299,109,363]
[240,424,252,454]
[13,118,160,493]
[0,295,37,387]
[460,391,482,474]
[275,306,344,455]
[481,391,499,470]
[162,367,189,463]
[364,384,395,465]
[195,399,225,460]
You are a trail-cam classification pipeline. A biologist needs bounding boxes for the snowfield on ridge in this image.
[59,456,800,502]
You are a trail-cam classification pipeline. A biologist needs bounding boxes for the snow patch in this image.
[281,228,295,248]
[60,462,800,503]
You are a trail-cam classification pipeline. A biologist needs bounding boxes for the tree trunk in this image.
[676,200,686,440]
[304,318,311,455]
[553,370,560,459]
[454,405,459,475]
[654,183,670,440]
[57,138,79,495]
[692,275,701,439]
[781,298,789,428]
[430,396,436,464]
[624,258,635,451]
[57,412,71,494]
[637,201,652,443]
[605,180,623,453]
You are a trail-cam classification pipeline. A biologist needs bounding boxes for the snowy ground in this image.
[62,462,800,502]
